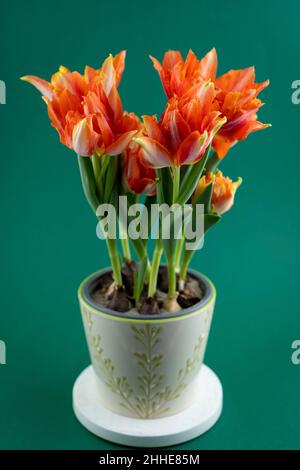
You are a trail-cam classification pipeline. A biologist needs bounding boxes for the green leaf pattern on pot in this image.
[83,309,205,418]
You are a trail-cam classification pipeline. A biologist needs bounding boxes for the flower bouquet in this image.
[22,49,269,442]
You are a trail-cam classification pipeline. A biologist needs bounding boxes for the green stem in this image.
[78,156,100,212]
[172,165,180,202]
[148,239,163,298]
[120,238,131,263]
[91,154,103,200]
[174,235,184,272]
[167,165,181,297]
[106,237,122,286]
[119,220,132,263]
[168,263,177,297]
[179,248,193,285]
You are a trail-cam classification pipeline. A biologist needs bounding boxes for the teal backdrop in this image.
[1,0,300,450]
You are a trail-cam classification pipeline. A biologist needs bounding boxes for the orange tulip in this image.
[213,67,270,157]
[134,81,226,168]
[150,49,217,98]
[195,171,242,214]
[150,49,270,158]
[21,52,138,156]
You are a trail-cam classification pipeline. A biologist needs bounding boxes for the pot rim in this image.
[78,267,216,323]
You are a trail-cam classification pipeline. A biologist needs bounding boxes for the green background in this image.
[1,0,300,450]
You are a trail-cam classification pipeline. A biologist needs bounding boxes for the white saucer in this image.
[73,364,223,448]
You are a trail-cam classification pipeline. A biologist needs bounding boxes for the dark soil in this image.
[90,264,204,315]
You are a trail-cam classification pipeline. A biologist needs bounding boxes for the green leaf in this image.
[78,156,100,212]
[132,238,148,261]
[91,155,103,200]
[109,186,119,213]
[176,146,210,205]
[194,181,213,213]
[204,212,221,233]
[104,156,119,203]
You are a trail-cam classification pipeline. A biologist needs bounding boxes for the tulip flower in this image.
[21,51,138,157]
[150,48,270,158]
[195,171,242,214]
[213,67,270,157]
[150,49,217,98]
[134,81,226,168]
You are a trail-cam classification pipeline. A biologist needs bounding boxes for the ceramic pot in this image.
[78,268,216,419]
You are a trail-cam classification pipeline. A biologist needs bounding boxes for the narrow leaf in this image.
[176,146,210,205]
[78,156,100,212]
[194,181,213,213]
[104,156,119,203]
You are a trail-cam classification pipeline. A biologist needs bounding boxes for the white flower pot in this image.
[78,267,216,419]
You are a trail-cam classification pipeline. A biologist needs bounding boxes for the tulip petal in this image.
[216,67,255,92]
[95,112,114,147]
[168,110,191,151]
[185,50,200,76]
[142,115,166,145]
[113,50,126,86]
[255,79,270,94]
[150,52,183,98]
[21,75,53,100]
[176,130,208,165]
[134,136,172,168]
[212,134,232,158]
[107,85,123,121]
[72,116,99,156]
[101,54,115,97]
[198,48,218,80]
[106,130,137,156]
[149,55,163,76]
[64,110,83,148]
[84,65,97,83]
[162,51,183,70]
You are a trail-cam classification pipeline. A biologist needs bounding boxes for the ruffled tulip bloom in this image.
[150,49,217,98]
[213,67,270,157]
[134,81,226,168]
[123,138,156,195]
[195,171,242,214]
[21,52,138,156]
[150,49,270,158]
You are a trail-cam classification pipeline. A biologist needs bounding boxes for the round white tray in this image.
[73,364,222,448]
